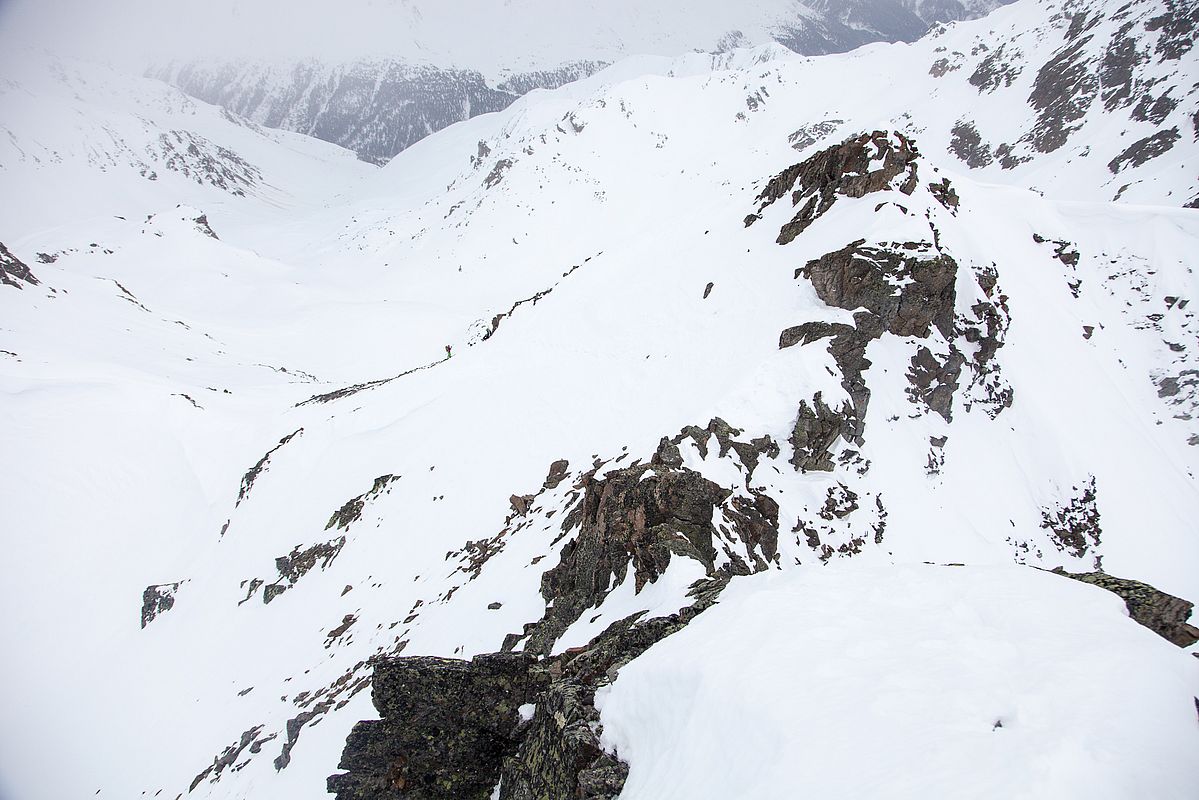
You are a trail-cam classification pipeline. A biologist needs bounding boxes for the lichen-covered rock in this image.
[329,419,787,800]
[1052,569,1199,647]
[745,131,919,243]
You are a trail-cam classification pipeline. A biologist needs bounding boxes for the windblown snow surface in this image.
[0,0,1197,798]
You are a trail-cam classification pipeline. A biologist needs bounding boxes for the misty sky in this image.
[0,0,800,72]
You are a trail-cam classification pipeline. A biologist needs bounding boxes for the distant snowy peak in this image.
[149,59,606,167]
[927,0,1199,204]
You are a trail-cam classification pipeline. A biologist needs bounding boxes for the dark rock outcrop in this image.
[928,177,960,211]
[1145,2,1199,61]
[329,419,789,800]
[790,392,857,472]
[1108,127,1180,173]
[516,463,730,655]
[328,475,402,531]
[969,44,1022,92]
[949,120,995,168]
[798,239,957,339]
[141,581,182,628]
[1053,569,1199,647]
[1027,30,1099,154]
[328,653,544,800]
[0,243,40,289]
[745,131,919,243]
[1041,477,1101,567]
[906,346,965,422]
[237,428,303,507]
[262,537,347,604]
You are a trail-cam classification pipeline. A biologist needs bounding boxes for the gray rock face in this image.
[0,243,39,289]
[236,428,303,507]
[949,120,994,168]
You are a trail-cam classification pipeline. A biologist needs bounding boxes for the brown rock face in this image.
[745,131,920,244]
[798,240,958,340]
[519,463,730,655]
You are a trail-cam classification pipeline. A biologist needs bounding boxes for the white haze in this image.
[0,0,805,73]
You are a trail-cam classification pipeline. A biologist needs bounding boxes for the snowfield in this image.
[0,0,1196,798]
[599,564,1199,800]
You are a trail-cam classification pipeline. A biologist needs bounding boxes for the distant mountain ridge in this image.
[153,0,1014,164]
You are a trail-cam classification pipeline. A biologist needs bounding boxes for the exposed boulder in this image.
[906,346,965,422]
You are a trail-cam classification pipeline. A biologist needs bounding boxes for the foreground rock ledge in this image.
[327,653,544,799]
[327,609,701,800]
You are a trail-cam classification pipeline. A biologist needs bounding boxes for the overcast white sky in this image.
[0,0,796,72]
[0,0,418,64]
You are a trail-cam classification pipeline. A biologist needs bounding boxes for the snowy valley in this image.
[1,0,1198,798]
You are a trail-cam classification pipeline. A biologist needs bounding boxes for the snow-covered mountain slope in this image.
[1,0,1197,799]
[149,59,603,166]
[153,0,1016,164]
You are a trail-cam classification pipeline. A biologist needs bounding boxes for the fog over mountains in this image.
[1,1,1197,799]
[145,0,1016,163]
